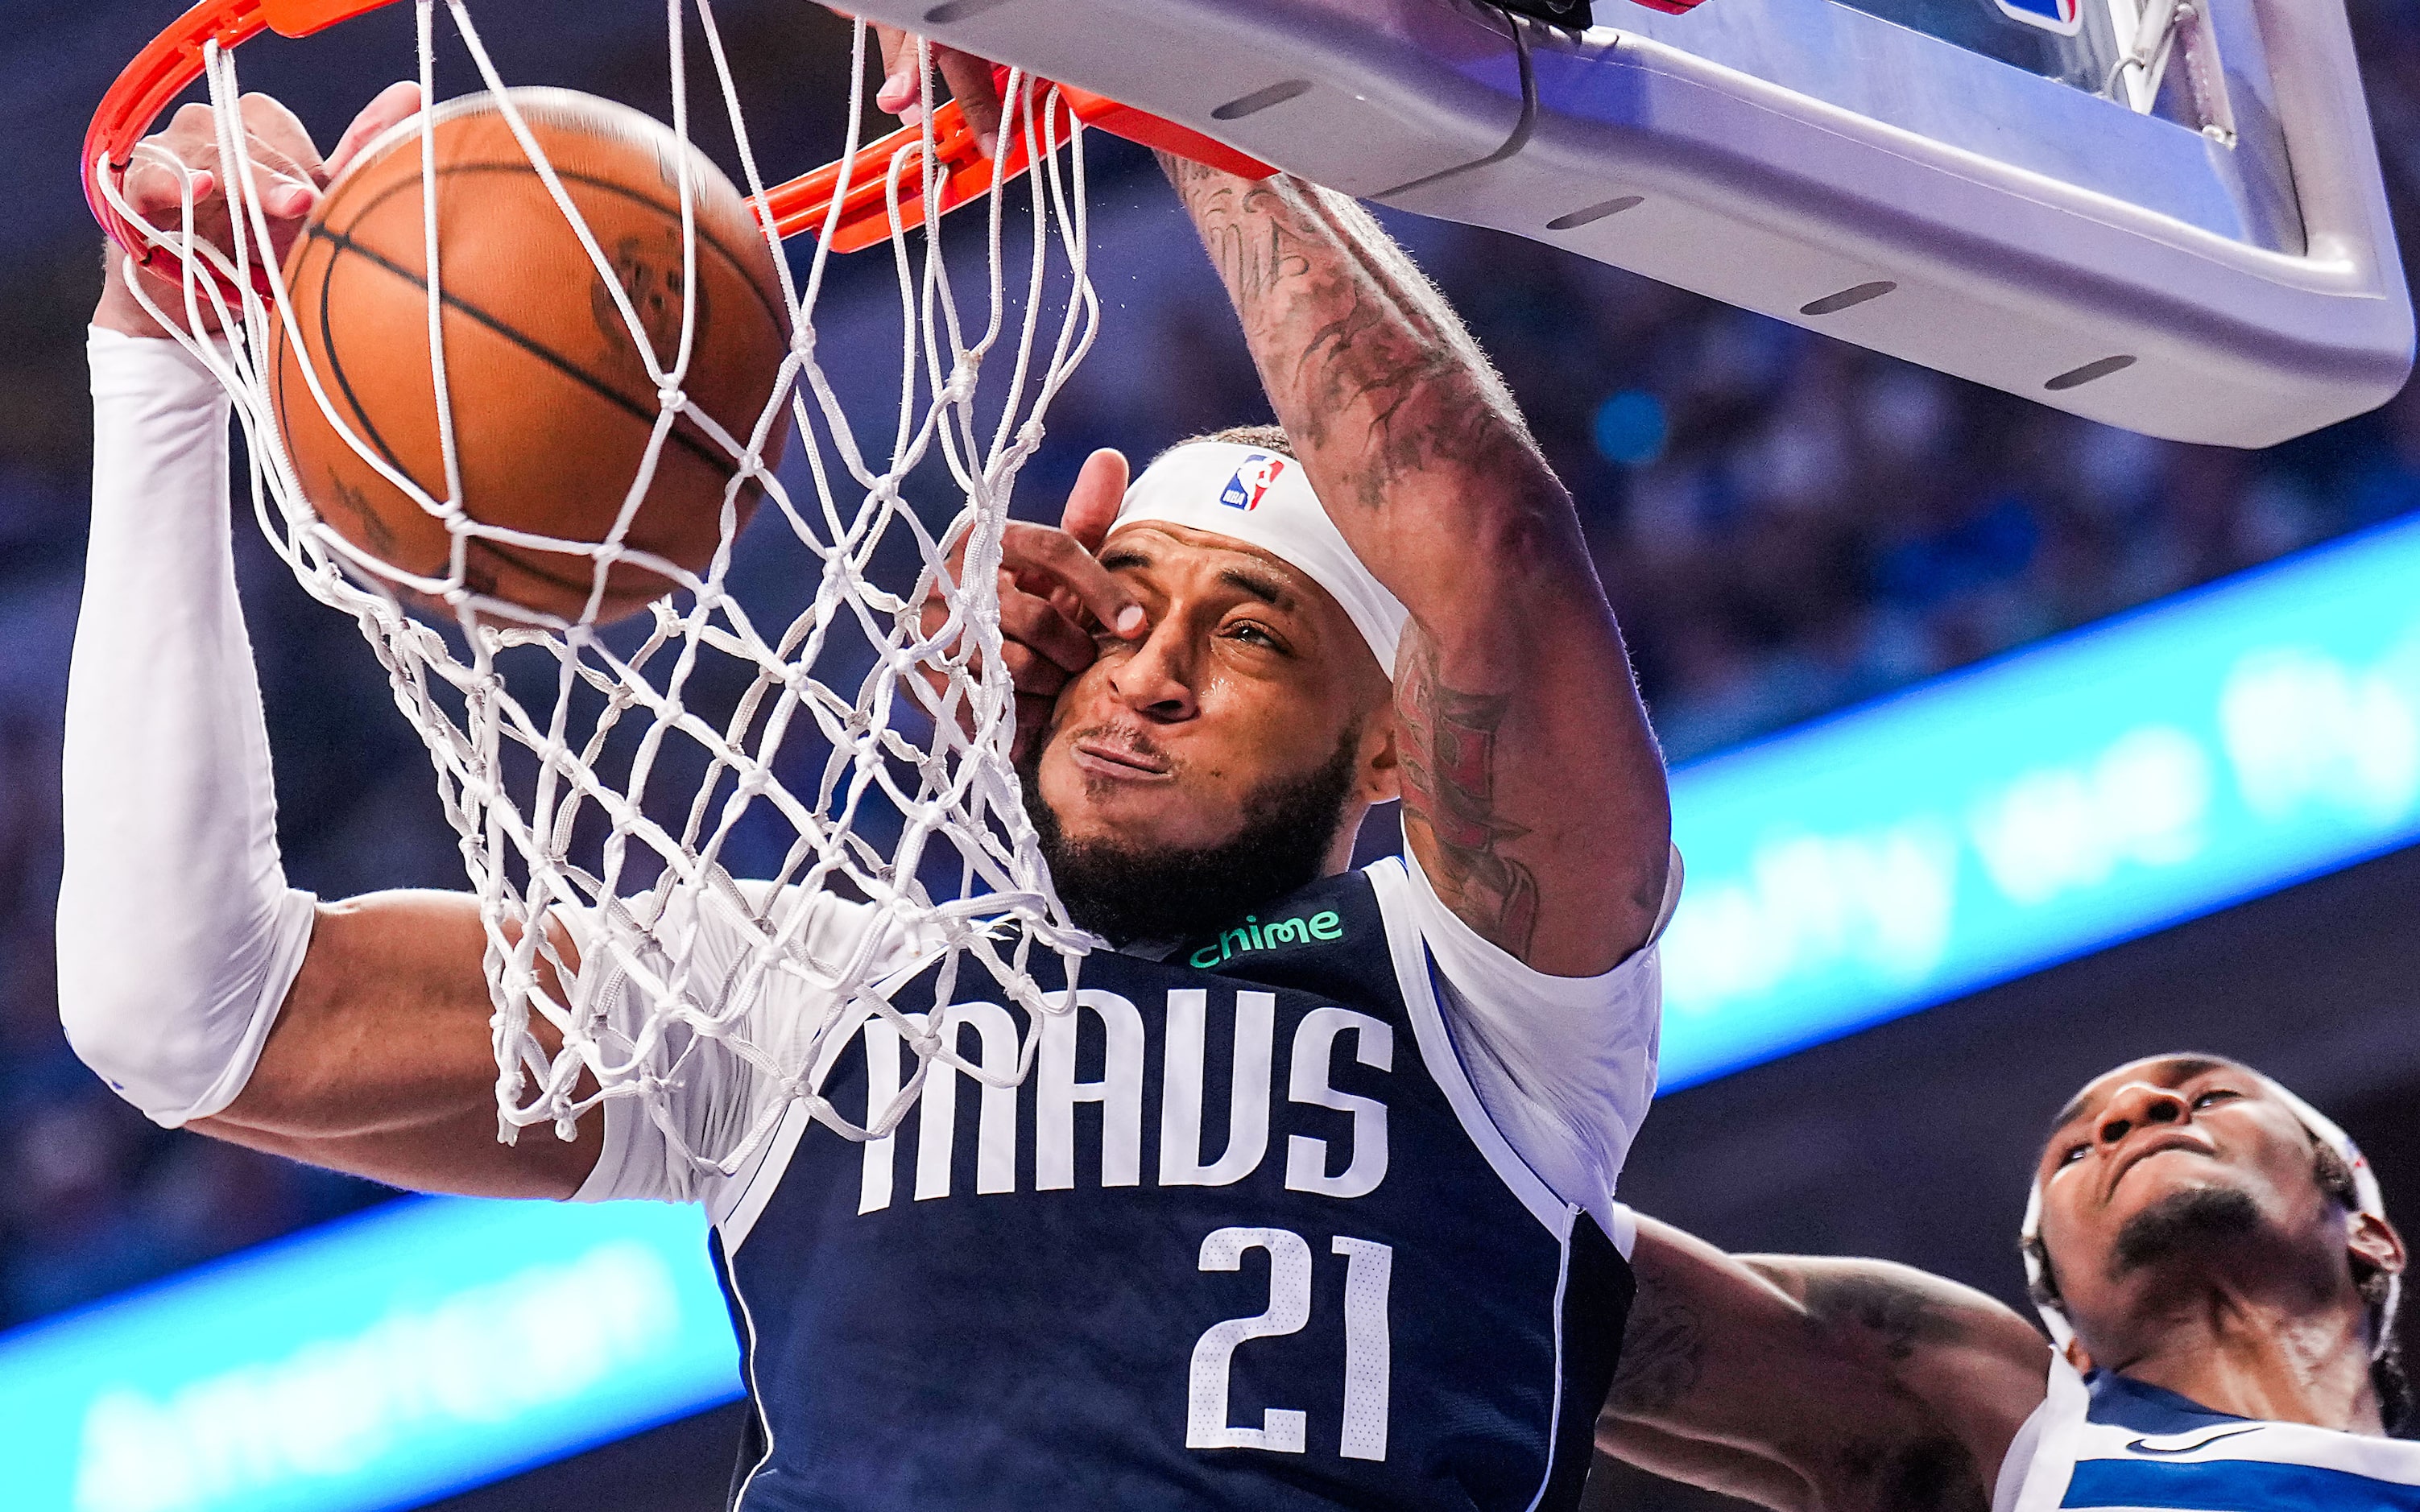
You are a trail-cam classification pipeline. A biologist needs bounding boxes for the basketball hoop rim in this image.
[85,0,1276,294]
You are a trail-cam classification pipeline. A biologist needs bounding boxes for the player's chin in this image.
[2100,1165,2269,1247]
[1034,759,1228,851]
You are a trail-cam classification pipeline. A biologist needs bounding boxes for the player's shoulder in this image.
[619,877,912,984]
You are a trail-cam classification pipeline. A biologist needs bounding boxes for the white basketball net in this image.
[98,0,1098,1175]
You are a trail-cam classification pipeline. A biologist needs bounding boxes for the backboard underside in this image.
[863,0,2411,448]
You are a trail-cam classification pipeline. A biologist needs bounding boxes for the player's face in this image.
[2032,1056,2353,1353]
[1028,521,1396,857]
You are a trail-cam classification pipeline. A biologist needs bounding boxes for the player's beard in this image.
[2107,1186,2265,1281]
[1020,724,1362,948]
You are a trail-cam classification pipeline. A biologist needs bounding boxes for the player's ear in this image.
[2062,1335,2096,1375]
[2350,1212,2406,1283]
[1061,448,1129,556]
[1357,705,1401,806]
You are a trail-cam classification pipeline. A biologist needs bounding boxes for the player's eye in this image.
[2058,1141,2091,1167]
[2191,1089,2239,1110]
[1224,620,1289,654]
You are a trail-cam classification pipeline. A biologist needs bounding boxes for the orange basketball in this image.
[271,88,792,622]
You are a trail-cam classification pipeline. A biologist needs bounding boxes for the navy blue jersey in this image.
[705,861,1632,1510]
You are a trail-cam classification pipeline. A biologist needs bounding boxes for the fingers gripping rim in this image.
[87,0,1276,285]
[85,0,398,298]
[763,66,1276,253]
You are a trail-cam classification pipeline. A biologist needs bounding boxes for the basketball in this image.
[269,88,792,622]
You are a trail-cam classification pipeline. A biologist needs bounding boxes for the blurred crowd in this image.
[6,0,2420,1337]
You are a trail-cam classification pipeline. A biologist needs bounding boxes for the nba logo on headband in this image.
[1994,0,2081,33]
[1219,453,1288,511]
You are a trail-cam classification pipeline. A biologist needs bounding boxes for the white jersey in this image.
[576,846,1682,1248]
[1994,1355,2420,1512]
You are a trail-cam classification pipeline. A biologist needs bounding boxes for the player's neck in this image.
[2097,1290,2383,1434]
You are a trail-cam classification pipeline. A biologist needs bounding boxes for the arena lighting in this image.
[6,514,2419,1510]
[1656,509,2420,1089]
[0,1196,740,1512]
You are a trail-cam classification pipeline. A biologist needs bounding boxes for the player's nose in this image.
[1105,617,1198,723]
[2096,1080,2190,1148]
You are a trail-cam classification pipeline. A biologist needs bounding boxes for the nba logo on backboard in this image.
[1219,453,1288,510]
[1994,0,2082,34]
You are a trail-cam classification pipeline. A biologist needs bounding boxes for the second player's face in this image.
[2032,1056,2349,1347]
[1028,521,1396,857]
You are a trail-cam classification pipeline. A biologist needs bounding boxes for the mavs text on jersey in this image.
[572,851,1677,1510]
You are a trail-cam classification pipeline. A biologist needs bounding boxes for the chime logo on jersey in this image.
[1219,452,1288,510]
[1995,0,2082,34]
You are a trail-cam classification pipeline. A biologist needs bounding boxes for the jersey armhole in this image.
[714,1099,813,1250]
[710,944,948,1252]
[1999,1354,2087,1512]
[1366,857,1574,1237]
[568,1089,647,1203]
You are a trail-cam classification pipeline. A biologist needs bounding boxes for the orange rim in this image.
[88,0,1275,291]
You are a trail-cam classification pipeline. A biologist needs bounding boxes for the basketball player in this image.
[1597,1053,2415,1510]
[60,64,1675,1512]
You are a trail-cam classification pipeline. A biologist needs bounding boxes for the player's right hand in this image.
[858,20,1004,161]
[919,448,1146,760]
[95,82,424,341]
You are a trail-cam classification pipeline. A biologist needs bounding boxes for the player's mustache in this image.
[1067,721,1177,774]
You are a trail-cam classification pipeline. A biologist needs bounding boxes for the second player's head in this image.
[1019,428,1400,944]
[2021,1053,2409,1430]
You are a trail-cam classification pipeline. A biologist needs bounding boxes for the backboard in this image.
[866,0,2413,447]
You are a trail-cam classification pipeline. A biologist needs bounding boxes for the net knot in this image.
[179,46,1102,1173]
[941,358,979,405]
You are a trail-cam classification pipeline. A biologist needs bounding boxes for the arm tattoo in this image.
[1395,630,1540,955]
[1797,1271,1998,1510]
[1607,1283,1706,1417]
[1832,1435,1991,1512]
[1159,151,1549,514]
[1798,1272,1974,1363]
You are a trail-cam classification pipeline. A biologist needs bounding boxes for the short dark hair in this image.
[1166,423,1296,461]
[2021,1137,2412,1436]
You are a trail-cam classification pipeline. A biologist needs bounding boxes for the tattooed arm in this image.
[1164,161,1669,971]
[1601,1216,2053,1511]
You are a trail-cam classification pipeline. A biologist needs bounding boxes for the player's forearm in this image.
[199,890,602,1200]
[1160,158,1583,619]
[1600,1221,2042,1512]
[1166,158,1667,966]
[57,326,318,1130]
[1595,1415,1815,1511]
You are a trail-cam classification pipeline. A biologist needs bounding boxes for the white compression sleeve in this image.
[57,326,316,1129]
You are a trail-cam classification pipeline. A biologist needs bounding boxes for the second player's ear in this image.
[1061,448,1129,556]
[2350,1212,2406,1283]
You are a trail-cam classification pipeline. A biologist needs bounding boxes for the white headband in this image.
[1112,441,1407,675]
[2019,1068,2398,1358]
